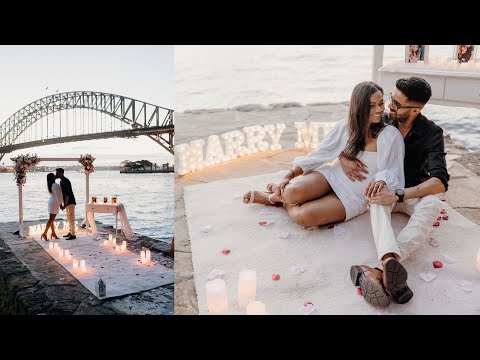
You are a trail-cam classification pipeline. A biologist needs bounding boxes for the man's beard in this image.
[389,111,409,124]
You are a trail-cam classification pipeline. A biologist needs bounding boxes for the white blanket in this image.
[184,171,480,315]
[31,230,173,299]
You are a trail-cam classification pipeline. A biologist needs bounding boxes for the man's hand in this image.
[369,187,398,206]
[339,153,369,182]
[363,180,386,198]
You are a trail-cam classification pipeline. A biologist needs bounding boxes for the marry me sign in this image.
[176,121,337,175]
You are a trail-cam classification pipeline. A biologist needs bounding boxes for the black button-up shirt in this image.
[384,113,450,191]
[60,176,77,206]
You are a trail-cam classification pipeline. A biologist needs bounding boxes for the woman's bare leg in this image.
[285,193,346,227]
[45,214,56,235]
[246,172,331,205]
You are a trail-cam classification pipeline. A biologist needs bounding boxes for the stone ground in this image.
[0,219,173,315]
[174,103,480,315]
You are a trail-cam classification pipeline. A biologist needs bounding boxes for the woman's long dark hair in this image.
[343,81,385,160]
[47,173,56,194]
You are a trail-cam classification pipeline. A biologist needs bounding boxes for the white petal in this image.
[441,254,457,264]
[419,272,437,282]
[333,225,346,236]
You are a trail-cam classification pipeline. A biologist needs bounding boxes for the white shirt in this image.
[292,118,405,190]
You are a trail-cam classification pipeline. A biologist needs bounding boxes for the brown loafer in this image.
[350,265,390,307]
[383,258,413,304]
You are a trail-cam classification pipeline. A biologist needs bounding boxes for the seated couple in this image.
[244,77,449,308]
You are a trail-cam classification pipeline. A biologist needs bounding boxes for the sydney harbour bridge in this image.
[0,91,174,161]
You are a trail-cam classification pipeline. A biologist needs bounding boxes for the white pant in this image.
[370,195,442,262]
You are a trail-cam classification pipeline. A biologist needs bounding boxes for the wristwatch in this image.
[395,189,405,203]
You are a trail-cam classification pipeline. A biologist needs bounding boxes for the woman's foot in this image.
[243,191,278,205]
[51,232,59,240]
[41,233,48,241]
[266,183,278,193]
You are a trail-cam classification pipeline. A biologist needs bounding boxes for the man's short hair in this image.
[396,77,432,105]
[56,168,65,174]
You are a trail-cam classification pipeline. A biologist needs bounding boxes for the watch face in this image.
[396,189,405,196]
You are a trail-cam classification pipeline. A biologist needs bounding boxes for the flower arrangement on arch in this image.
[10,153,41,185]
[79,154,95,174]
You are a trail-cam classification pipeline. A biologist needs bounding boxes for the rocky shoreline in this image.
[0,220,173,315]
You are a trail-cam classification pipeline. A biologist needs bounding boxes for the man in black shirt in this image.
[341,77,449,307]
[56,168,77,240]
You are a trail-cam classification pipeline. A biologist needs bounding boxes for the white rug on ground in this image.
[184,171,480,315]
[31,231,173,299]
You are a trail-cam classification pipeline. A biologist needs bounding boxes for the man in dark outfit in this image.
[56,168,77,240]
[340,77,450,307]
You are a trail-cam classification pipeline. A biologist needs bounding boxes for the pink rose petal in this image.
[437,216,442,221]
[272,274,280,281]
[433,261,443,268]
[304,301,313,307]
[433,221,440,227]
[440,209,447,214]
[221,249,230,255]
[442,216,448,220]
[356,288,363,296]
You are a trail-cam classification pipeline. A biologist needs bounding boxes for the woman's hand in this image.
[276,170,294,196]
[339,153,369,182]
[363,180,386,199]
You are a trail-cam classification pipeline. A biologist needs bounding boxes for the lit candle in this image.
[115,245,120,252]
[73,259,79,270]
[113,238,117,246]
[56,246,62,254]
[108,234,113,243]
[238,270,256,308]
[80,260,86,272]
[246,300,266,315]
[104,240,108,246]
[53,243,59,251]
[206,279,228,315]
[58,249,64,260]
[121,241,127,251]
[140,250,146,263]
[64,250,70,258]
[476,248,480,272]
[48,242,54,251]
[66,254,72,261]
[146,250,151,263]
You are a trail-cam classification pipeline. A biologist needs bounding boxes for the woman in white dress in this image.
[41,173,63,241]
[243,81,405,227]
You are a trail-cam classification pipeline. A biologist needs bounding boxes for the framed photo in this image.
[91,196,97,204]
[111,196,118,204]
[405,45,428,64]
[454,45,476,63]
[103,196,108,204]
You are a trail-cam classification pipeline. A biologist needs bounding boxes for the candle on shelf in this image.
[48,242,54,251]
[121,241,127,251]
[246,300,267,315]
[476,248,480,272]
[238,270,257,308]
[80,260,86,272]
[206,279,228,315]
[73,259,79,270]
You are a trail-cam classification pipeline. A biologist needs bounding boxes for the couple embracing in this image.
[244,77,449,307]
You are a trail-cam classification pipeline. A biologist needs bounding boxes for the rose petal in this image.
[207,269,225,280]
[419,272,437,282]
[433,222,440,227]
[441,254,457,264]
[429,238,440,247]
[356,288,363,296]
[442,216,449,220]
[291,265,306,274]
[333,225,346,235]
[458,281,473,292]
[278,232,290,239]
[259,221,274,226]
[433,261,443,268]
[221,249,230,255]
[260,208,272,216]
[200,225,212,233]
[437,216,442,221]
[304,301,313,307]
[300,303,316,315]
[440,209,447,214]
[272,274,280,281]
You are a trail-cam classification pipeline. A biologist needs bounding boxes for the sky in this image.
[0,45,174,166]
